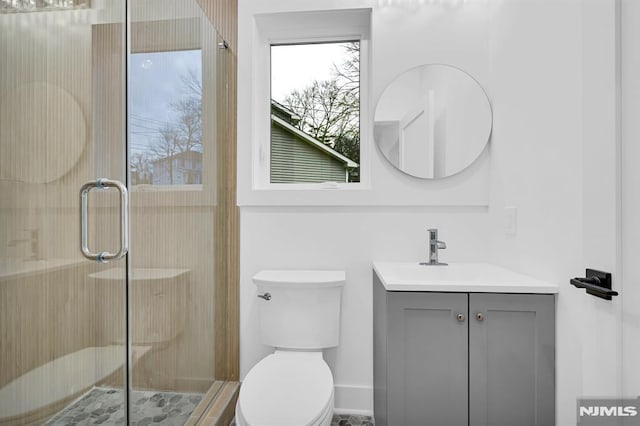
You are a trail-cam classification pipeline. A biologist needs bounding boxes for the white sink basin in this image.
[373,262,559,293]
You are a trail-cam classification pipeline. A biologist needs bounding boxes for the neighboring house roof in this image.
[270,101,358,168]
[150,150,202,164]
[271,99,301,124]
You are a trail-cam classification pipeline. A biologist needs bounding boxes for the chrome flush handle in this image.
[257,292,271,301]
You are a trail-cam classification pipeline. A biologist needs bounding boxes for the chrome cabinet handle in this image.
[257,293,271,301]
[80,178,129,262]
[476,312,485,321]
[456,313,465,322]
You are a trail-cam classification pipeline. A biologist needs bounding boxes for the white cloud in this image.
[271,42,352,102]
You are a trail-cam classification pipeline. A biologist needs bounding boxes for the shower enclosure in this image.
[0,0,235,424]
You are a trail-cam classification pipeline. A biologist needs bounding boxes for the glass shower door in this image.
[1,0,225,423]
[125,0,223,422]
[0,1,129,424]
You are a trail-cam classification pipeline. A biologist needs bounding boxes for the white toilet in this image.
[236,270,345,426]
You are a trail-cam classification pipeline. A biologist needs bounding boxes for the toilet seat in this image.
[236,351,334,426]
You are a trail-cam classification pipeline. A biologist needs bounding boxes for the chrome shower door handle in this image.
[80,178,129,262]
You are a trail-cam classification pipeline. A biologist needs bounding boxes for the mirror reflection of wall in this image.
[374,64,492,179]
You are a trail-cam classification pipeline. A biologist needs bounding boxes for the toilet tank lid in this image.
[253,270,345,288]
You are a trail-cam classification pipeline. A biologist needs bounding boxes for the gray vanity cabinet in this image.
[468,293,555,426]
[373,274,555,426]
[386,290,469,425]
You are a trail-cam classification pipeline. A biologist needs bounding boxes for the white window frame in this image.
[250,9,372,199]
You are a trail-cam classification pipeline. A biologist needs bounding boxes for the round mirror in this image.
[374,64,492,179]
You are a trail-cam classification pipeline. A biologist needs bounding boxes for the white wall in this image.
[621,0,640,397]
[238,0,494,413]
[240,206,490,412]
[238,0,624,420]
[486,1,623,425]
[237,0,492,207]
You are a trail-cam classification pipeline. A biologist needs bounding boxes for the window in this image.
[241,8,371,202]
[270,41,360,184]
[129,49,203,187]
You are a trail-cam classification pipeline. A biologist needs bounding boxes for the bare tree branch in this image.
[280,42,360,181]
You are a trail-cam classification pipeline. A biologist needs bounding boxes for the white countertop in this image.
[373,262,559,294]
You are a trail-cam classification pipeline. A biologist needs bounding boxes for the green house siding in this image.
[271,121,347,183]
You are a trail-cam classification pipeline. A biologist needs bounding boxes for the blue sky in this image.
[129,49,202,155]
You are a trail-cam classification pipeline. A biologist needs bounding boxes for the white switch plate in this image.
[505,206,517,235]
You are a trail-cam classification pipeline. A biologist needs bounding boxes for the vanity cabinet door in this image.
[469,294,555,426]
[387,292,469,426]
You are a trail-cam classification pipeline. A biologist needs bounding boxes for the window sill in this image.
[254,182,369,191]
[238,150,491,207]
[129,184,216,207]
[238,183,372,206]
[131,184,203,192]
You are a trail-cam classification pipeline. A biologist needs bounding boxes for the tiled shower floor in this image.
[45,387,202,425]
[46,387,374,426]
[229,414,374,426]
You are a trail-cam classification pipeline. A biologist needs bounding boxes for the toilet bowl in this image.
[236,270,345,426]
[236,351,334,426]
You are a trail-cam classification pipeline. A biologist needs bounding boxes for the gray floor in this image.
[45,387,202,425]
[331,413,374,425]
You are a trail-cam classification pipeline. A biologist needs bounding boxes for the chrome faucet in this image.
[420,228,447,266]
[7,228,39,260]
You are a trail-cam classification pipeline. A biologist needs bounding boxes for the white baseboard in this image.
[333,384,373,416]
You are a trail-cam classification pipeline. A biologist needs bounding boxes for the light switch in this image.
[505,206,517,235]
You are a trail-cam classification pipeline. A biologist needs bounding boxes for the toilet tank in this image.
[253,270,345,350]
